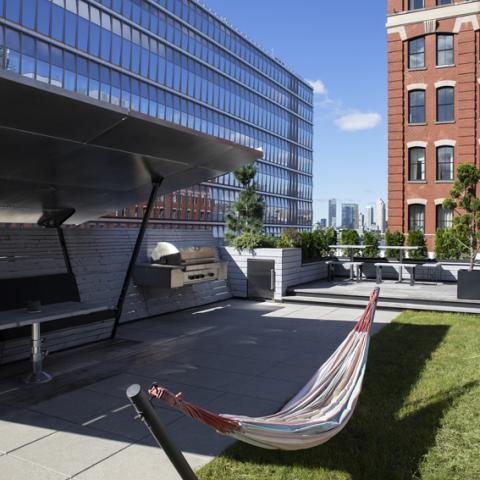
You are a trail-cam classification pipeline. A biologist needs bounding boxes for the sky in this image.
[203,0,388,223]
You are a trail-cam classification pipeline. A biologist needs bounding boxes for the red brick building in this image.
[387,0,480,250]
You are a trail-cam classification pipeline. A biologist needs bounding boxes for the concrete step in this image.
[282,295,480,315]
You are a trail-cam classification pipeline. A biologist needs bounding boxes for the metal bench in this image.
[374,262,407,284]
[336,261,365,281]
[375,262,442,286]
[324,260,336,281]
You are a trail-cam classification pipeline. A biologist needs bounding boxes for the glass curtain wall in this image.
[0,0,314,236]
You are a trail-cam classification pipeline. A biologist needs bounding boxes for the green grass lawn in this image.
[198,311,480,480]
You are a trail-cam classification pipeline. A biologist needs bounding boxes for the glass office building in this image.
[0,0,313,237]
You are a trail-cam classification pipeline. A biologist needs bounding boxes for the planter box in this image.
[221,247,329,301]
[458,269,480,300]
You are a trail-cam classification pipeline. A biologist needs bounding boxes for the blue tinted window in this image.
[78,18,89,51]
[89,24,100,56]
[37,0,51,35]
[111,34,121,65]
[21,0,35,28]
[100,29,111,61]
[51,6,64,42]
[5,28,20,50]
[6,0,20,22]
[65,13,76,46]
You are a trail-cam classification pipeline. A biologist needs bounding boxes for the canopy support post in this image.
[111,178,162,339]
[127,384,198,480]
[56,226,73,274]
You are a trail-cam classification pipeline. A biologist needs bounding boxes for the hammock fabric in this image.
[149,288,380,451]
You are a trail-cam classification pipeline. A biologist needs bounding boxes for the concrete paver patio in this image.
[0,299,399,479]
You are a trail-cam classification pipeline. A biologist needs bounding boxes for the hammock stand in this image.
[127,287,380,480]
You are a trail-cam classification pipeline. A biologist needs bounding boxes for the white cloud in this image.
[307,79,327,95]
[334,112,382,132]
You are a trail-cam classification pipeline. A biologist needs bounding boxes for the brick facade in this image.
[387,1,480,250]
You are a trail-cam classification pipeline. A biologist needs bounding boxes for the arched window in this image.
[437,87,454,122]
[436,146,454,181]
[409,147,426,181]
[409,204,425,232]
[409,90,425,124]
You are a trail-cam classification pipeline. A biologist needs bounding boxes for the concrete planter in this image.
[221,247,328,301]
[458,269,480,300]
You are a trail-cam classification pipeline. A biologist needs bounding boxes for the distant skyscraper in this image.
[359,213,365,231]
[328,199,337,228]
[376,198,386,233]
[320,218,327,228]
[341,203,359,230]
[365,206,375,230]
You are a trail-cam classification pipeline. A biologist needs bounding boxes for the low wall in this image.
[221,247,328,301]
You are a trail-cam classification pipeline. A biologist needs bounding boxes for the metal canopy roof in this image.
[0,72,261,225]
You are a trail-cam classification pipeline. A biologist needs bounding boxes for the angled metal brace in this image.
[111,178,163,339]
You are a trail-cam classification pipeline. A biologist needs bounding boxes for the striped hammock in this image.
[149,288,380,451]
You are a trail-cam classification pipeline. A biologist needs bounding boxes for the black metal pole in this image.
[126,384,198,480]
[56,226,73,274]
[111,178,162,339]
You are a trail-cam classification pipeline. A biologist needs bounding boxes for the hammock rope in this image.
[149,287,380,451]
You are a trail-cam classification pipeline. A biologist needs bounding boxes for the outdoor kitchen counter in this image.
[0,302,113,331]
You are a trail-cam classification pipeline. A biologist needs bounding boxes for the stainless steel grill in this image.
[133,242,227,288]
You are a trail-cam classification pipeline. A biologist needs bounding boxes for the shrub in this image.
[385,231,405,258]
[277,228,302,248]
[435,228,469,261]
[443,163,480,271]
[363,231,380,258]
[340,229,360,257]
[323,227,338,256]
[225,163,265,245]
[407,230,428,259]
[299,231,316,260]
[230,231,275,250]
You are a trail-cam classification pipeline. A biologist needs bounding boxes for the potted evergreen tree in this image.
[442,163,480,299]
[225,163,270,250]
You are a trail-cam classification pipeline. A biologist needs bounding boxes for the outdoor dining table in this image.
[378,246,420,282]
[329,245,372,262]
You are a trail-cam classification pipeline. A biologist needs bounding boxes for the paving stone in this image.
[85,403,181,441]
[0,454,67,480]
[74,441,208,480]
[30,389,126,425]
[11,426,129,477]
[0,409,73,453]
[222,375,300,403]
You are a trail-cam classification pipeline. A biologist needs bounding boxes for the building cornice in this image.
[387,1,480,30]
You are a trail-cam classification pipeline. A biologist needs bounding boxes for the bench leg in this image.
[410,268,415,287]
[24,322,52,384]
